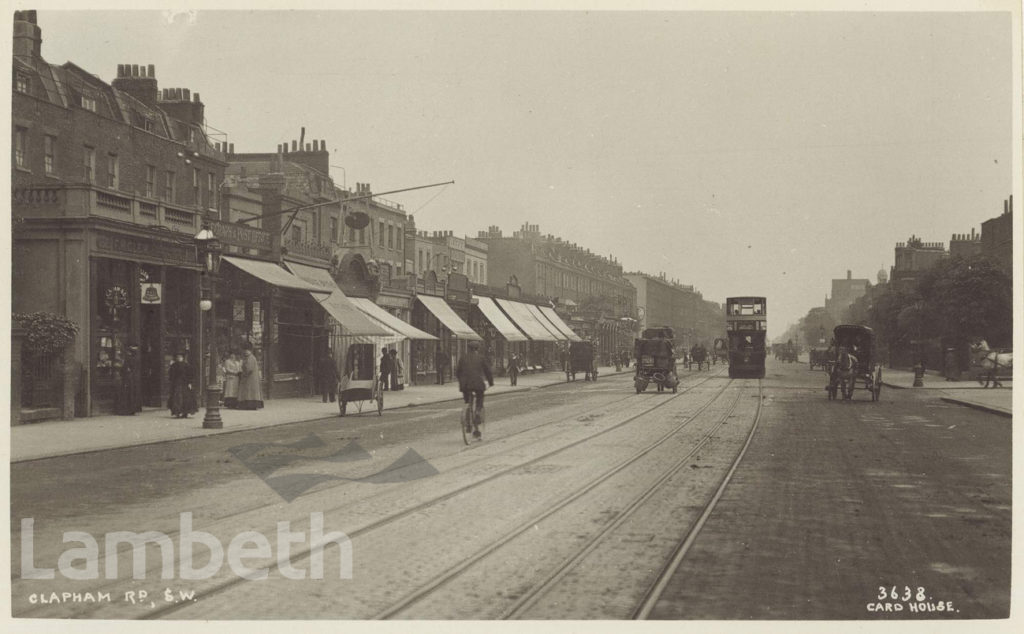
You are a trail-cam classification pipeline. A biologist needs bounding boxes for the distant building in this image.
[981,196,1013,275]
[825,270,870,323]
[890,235,946,284]
[949,228,983,259]
[623,272,723,349]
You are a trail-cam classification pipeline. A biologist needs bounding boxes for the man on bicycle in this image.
[455,339,494,438]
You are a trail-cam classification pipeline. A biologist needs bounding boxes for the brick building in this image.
[624,272,724,350]
[890,235,947,285]
[981,196,1013,275]
[11,11,228,417]
[825,270,870,323]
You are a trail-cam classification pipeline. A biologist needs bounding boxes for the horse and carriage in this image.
[566,340,598,382]
[808,347,830,371]
[634,327,679,393]
[968,340,1012,388]
[826,325,882,402]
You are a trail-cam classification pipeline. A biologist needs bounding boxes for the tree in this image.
[916,254,1012,347]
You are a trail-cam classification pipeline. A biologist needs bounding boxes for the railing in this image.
[96,190,132,213]
[164,206,196,227]
[12,187,60,205]
[139,201,158,219]
[21,350,62,408]
[282,237,333,260]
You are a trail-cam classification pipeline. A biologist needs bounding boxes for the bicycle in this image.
[460,391,485,445]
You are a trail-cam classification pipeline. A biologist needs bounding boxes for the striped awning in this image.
[495,298,559,342]
[416,295,483,340]
[350,297,438,341]
[538,306,583,342]
[283,261,391,337]
[473,296,528,342]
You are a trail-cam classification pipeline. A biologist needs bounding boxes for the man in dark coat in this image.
[435,348,449,385]
[318,350,339,402]
[379,347,394,391]
[455,340,494,439]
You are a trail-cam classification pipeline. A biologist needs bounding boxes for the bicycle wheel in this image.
[475,404,485,441]
[461,403,470,445]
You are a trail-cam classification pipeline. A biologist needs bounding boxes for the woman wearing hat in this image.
[168,351,198,419]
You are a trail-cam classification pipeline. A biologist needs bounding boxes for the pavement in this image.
[9,365,633,463]
[881,367,1012,418]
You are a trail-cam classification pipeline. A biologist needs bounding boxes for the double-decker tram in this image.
[725,296,767,378]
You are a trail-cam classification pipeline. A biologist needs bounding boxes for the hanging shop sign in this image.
[141,282,162,304]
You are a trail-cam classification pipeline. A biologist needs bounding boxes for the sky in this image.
[26,3,1017,338]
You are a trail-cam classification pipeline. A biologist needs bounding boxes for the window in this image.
[14,128,27,169]
[291,225,302,243]
[80,94,97,112]
[193,168,200,204]
[15,72,29,94]
[347,224,355,243]
[143,119,154,132]
[145,165,155,198]
[163,170,174,201]
[312,213,320,241]
[359,228,366,244]
[43,135,54,174]
[83,146,95,183]
[418,250,424,272]
[330,217,339,243]
[106,153,118,188]
[378,221,385,246]
[388,225,394,249]
[396,228,402,251]
[206,173,215,208]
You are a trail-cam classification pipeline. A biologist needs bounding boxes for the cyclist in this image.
[455,339,494,438]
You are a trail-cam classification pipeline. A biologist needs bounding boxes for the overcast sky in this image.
[30,4,1016,337]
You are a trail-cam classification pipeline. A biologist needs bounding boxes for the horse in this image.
[970,340,1012,388]
[831,349,858,400]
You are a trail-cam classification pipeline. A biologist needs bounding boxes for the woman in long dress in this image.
[221,350,242,408]
[168,353,198,418]
[236,346,264,410]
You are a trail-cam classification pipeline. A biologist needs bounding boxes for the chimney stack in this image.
[13,10,41,60]
[112,62,159,107]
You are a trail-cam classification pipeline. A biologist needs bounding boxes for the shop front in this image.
[493,297,562,369]
[89,230,201,414]
[469,295,529,375]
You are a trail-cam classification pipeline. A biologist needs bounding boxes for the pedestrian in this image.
[221,350,242,409]
[435,348,449,385]
[508,352,519,386]
[318,350,339,402]
[168,352,198,419]
[115,343,141,415]
[236,344,264,410]
[389,349,405,391]
[379,347,393,391]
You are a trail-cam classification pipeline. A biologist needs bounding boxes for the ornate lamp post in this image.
[195,224,223,428]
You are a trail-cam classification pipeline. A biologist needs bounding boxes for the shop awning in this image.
[495,298,560,342]
[283,261,392,337]
[473,296,529,342]
[223,256,328,293]
[524,303,570,341]
[349,297,438,341]
[416,295,483,340]
[538,306,583,342]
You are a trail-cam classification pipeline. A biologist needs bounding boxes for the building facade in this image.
[825,270,870,323]
[12,11,227,417]
[981,198,1013,275]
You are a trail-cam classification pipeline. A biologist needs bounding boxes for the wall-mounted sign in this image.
[233,299,246,322]
[211,220,273,251]
[140,282,162,304]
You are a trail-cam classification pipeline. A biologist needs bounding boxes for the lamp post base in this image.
[203,384,224,429]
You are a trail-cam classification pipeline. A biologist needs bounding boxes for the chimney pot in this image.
[132,64,140,76]
[183,88,190,101]
[229,143,234,154]
[148,64,155,78]
[193,92,200,103]
[291,140,297,152]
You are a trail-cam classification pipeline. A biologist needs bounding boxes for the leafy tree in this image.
[916,254,1012,347]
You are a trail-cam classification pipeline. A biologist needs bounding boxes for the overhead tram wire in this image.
[232,180,456,233]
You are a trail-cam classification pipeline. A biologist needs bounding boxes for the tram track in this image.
[128,369,730,620]
[371,378,738,619]
[632,378,764,619]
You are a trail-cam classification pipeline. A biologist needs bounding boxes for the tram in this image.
[725,296,767,378]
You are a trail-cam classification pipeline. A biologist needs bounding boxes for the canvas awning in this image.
[495,298,559,342]
[524,303,570,341]
[349,297,438,341]
[282,261,392,337]
[416,295,483,340]
[472,296,528,342]
[224,256,328,293]
[538,306,583,342]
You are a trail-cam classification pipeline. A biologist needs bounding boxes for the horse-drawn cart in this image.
[826,325,882,401]
[566,341,597,382]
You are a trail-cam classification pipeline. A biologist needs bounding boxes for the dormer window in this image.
[15,72,30,94]
[143,118,154,132]
[80,93,97,112]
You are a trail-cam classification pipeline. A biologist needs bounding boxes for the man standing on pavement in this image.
[379,347,393,391]
[436,347,449,385]
[318,349,339,402]
[508,352,519,386]
[455,340,493,439]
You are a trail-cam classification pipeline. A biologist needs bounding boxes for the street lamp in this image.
[195,224,223,428]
